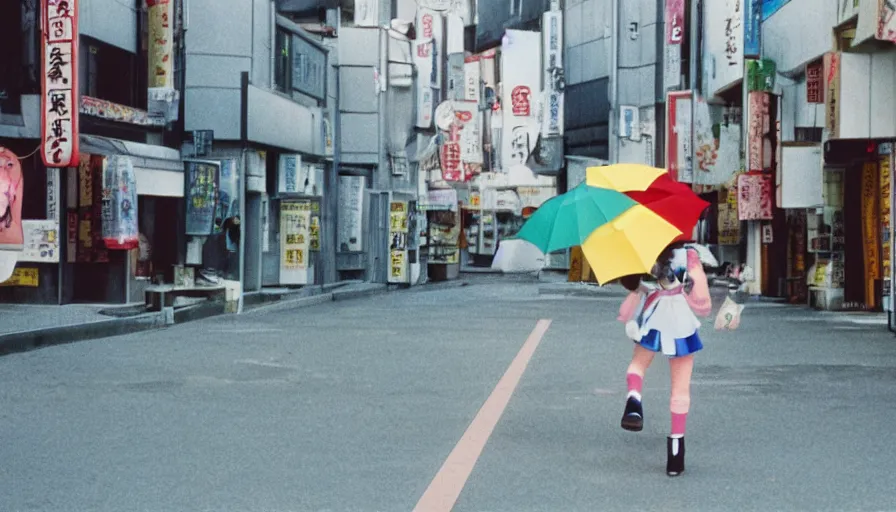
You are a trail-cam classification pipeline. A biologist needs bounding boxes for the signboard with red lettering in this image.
[665,0,685,44]
[41,0,80,168]
[806,60,823,104]
[511,86,532,116]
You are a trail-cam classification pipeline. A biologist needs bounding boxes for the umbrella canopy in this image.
[625,173,710,243]
[585,163,667,192]
[581,204,683,284]
[491,238,545,273]
[513,183,639,253]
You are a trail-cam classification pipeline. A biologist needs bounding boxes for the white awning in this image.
[79,135,185,197]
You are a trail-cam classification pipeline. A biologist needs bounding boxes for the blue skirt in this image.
[634,329,703,358]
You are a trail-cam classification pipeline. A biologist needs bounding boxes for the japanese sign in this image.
[501,30,541,173]
[0,147,24,251]
[718,188,740,245]
[414,39,435,128]
[0,267,39,287]
[464,55,481,102]
[666,0,685,44]
[147,0,173,89]
[20,221,60,263]
[862,163,881,306]
[542,10,564,137]
[511,86,532,117]
[724,0,743,68]
[453,101,482,167]
[824,52,840,138]
[737,173,773,221]
[278,154,302,194]
[806,60,823,103]
[80,96,165,127]
[41,0,79,168]
[337,175,364,252]
[184,161,220,235]
[388,201,409,284]
[416,9,443,88]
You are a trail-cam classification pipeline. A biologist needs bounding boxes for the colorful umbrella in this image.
[625,173,710,242]
[513,183,640,253]
[586,163,667,192]
[580,204,682,284]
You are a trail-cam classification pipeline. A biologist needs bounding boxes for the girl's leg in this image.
[621,345,655,431]
[666,354,695,476]
[668,355,695,436]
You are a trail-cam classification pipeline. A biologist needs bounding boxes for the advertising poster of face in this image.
[0,147,24,251]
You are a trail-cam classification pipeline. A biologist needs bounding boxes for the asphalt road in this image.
[2,278,895,512]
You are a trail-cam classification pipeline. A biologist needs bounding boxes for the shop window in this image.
[795,127,823,143]
[273,25,326,104]
[274,28,292,94]
[80,36,139,108]
[0,1,39,115]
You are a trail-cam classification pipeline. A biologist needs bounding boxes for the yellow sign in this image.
[718,189,740,245]
[882,154,892,280]
[148,0,174,89]
[824,52,840,139]
[0,267,39,287]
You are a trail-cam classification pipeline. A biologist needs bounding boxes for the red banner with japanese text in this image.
[41,0,80,168]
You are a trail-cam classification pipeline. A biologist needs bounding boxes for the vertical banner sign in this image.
[279,201,312,285]
[665,91,693,183]
[542,10,564,137]
[414,38,435,128]
[862,162,881,307]
[416,9,443,89]
[184,161,220,235]
[101,155,139,250]
[447,53,465,101]
[0,148,24,251]
[147,0,173,89]
[501,30,541,171]
[41,0,79,168]
[440,123,463,181]
[664,0,683,91]
[748,92,771,172]
[718,188,740,245]
[806,60,824,104]
[453,100,483,171]
[744,0,761,58]
[388,201,409,283]
[666,0,685,44]
[824,52,840,138]
[879,148,892,310]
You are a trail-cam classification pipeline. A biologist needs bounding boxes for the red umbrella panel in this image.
[625,174,710,242]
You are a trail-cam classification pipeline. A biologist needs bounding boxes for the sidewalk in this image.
[0,281,402,357]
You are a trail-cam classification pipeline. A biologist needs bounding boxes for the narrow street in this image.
[2,278,895,511]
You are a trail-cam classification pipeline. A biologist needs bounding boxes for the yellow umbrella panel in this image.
[585,163,667,192]
[580,204,683,284]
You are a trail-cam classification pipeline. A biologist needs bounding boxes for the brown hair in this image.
[618,274,644,292]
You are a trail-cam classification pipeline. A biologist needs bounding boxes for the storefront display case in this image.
[807,168,845,310]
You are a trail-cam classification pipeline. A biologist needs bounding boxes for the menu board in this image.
[185,160,220,235]
[279,200,312,285]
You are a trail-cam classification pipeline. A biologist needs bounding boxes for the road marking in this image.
[413,319,552,512]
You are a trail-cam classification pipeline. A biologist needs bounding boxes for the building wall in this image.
[80,0,137,52]
[762,0,837,73]
[617,0,660,165]
[184,0,272,141]
[563,0,612,159]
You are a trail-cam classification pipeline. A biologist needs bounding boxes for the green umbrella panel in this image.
[512,183,639,253]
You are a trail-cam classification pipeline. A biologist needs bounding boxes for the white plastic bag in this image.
[714,295,745,331]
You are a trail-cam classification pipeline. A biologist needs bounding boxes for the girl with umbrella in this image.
[616,242,712,477]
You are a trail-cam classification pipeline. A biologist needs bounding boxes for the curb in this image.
[244,293,334,314]
[0,312,165,356]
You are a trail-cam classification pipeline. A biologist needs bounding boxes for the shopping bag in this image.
[714,295,745,331]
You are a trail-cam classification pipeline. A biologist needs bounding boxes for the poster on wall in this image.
[877,0,896,42]
[41,0,80,168]
[737,173,773,220]
[279,201,312,285]
[337,175,364,252]
[388,201,409,283]
[20,221,60,263]
[666,91,693,183]
[184,160,220,236]
[101,155,139,250]
[0,147,24,251]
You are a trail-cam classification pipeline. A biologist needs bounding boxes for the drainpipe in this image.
[689,0,701,242]
[610,0,620,163]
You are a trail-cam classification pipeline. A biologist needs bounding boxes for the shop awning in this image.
[79,135,185,197]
